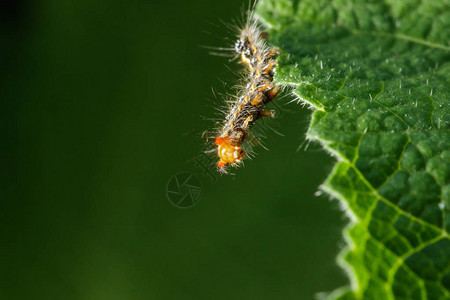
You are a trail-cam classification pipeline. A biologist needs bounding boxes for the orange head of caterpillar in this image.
[215,136,245,169]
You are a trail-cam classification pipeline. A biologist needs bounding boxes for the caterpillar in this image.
[212,6,280,173]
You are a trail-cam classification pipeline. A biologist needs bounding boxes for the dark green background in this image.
[1,0,346,299]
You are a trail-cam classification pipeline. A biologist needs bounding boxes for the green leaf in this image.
[256,0,450,299]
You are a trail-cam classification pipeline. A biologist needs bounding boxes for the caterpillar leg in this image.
[260,109,275,117]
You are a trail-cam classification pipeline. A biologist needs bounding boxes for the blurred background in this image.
[1,0,347,299]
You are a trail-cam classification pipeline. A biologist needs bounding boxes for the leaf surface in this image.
[257,0,450,298]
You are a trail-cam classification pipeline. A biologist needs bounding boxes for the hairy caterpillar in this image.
[212,4,280,173]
